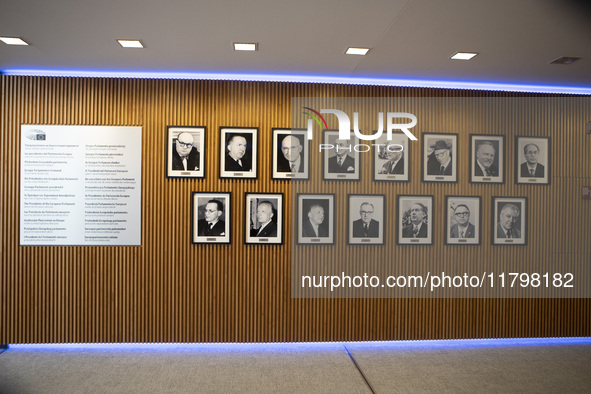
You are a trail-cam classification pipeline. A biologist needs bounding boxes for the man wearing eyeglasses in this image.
[352,202,379,238]
[172,132,200,171]
[426,140,452,176]
[450,204,475,238]
[197,200,226,236]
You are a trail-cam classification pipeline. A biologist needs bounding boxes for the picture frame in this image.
[445,196,481,245]
[373,133,410,182]
[192,192,231,244]
[245,193,283,245]
[515,136,550,184]
[397,195,433,245]
[322,130,360,181]
[219,127,258,179]
[422,133,458,183]
[296,193,335,245]
[272,128,309,180]
[347,194,385,245]
[166,126,206,178]
[470,134,504,183]
[492,196,527,245]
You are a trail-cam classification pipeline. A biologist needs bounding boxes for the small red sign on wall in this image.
[583,186,591,200]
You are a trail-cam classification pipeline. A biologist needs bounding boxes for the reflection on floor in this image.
[1,338,590,393]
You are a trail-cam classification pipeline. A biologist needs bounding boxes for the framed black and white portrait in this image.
[192,192,230,244]
[397,195,433,245]
[470,134,504,183]
[445,196,481,245]
[373,133,410,182]
[422,133,458,183]
[219,127,258,179]
[166,126,206,178]
[272,128,309,180]
[297,193,335,244]
[245,193,283,244]
[492,197,527,245]
[347,194,385,245]
[322,130,360,181]
[515,136,550,184]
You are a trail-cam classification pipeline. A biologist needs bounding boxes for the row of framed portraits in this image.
[193,192,527,246]
[167,126,551,184]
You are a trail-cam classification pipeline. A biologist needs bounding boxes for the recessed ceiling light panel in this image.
[450,52,478,60]
[0,37,29,46]
[345,47,370,56]
[233,42,257,51]
[117,39,144,48]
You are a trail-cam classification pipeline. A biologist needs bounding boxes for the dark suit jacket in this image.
[474,161,498,177]
[381,159,404,174]
[450,222,475,238]
[402,223,428,238]
[197,219,225,236]
[251,221,277,237]
[520,162,544,178]
[301,218,328,237]
[276,155,303,173]
[496,223,521,239]
[225,153,252,171]
[328,154,355,173]
[426,155,452,176]
[171,146,200,171]
[352,219,379,238]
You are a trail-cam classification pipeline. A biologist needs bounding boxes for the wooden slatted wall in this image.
[1,75,589,343]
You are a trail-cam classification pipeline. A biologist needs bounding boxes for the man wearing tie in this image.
[172,132,200,171]
[426,140,452,176]
[378,142,404,174]
[328,139,355,173]
[277,135,304,173]
[225,134,252,171]
[520,143,545,178]
[496,204,521,239]
[352,202,379,238]
[474,141,499,177]
[450,204,475,238]
[197,200,226,236]
[250,201,277,237]
[301,203,328,237]
[402,203,428,238]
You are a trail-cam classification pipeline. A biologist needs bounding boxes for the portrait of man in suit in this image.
[496,203,521,239]
[225,134,252,172]
[450,204,475,239]
[197,199,226,236]
[301,203,328,238]
[250,200,277,237]
[352,202,380,238]
[402,202,428,238]
[426,140,452,176]
[276,135,304,173]
[474,141,498,177]
[172,132,200,171]
[520,143,544,178]
[378,141,404,175]
[328,139,355,173]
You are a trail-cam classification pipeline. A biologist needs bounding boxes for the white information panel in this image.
[20,125,142,245]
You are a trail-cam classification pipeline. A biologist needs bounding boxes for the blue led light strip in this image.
[2,69,591,95]
[6,337,591,353]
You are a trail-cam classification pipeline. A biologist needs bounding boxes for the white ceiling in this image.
[1,0,590,88]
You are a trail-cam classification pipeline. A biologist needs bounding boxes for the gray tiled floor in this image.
[1,339,590,393]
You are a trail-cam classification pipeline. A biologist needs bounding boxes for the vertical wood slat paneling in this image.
[1,75,590,344]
